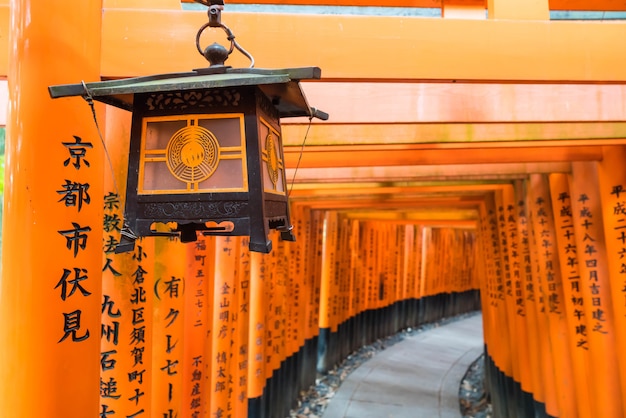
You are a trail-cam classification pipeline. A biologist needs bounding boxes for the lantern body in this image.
[125,85,291,253]
[48,67,327,253]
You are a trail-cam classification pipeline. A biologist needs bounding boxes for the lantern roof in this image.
[49,66,328,120]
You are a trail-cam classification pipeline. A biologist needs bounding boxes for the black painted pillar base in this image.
[484,345,556,418]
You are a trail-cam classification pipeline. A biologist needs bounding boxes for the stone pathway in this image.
[319,314,484,418]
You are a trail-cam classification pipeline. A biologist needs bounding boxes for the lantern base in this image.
[278,225,296,242]
[115,235,137,253]
[249,239,272,254]
[115,224,139,253]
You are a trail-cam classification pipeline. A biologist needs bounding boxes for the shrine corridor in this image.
[2,1,626,418]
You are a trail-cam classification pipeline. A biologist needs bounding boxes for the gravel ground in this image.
[289,312,490,418]
[459,353,493,418]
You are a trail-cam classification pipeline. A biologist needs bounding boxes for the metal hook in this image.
[194,2,255,68]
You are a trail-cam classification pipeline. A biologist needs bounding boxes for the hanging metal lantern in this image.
[49,1,328,253]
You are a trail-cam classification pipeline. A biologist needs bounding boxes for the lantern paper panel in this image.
[259,117,286,196]
[139,114,248,194]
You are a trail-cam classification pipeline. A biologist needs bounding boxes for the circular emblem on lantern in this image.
[166,125,219,184]
[265,132,279,188]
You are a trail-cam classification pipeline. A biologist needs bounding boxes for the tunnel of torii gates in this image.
[1,0,626,417]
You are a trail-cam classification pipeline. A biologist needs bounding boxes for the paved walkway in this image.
[322,313,484,418]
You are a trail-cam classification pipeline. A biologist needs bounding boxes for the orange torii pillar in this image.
[568,162,624,417]
[548,173,594,418]
[528,174,577,418]
[501,183,533,416]
[348,219,362,350]
[234,238,251,418]
[0,1,104,416]
[412,225,424,326]
[401,224,416,328]
[100,105,156,418]
[310,209,324,339]
[421,227,436,323]
[248,252,269,418]
[182,237,213,418]
[263,237,281,418]
[266,236,288,418]
[336,215,354,359]
[317,211,340,373]
[477,201,497,402]
[514,180,545,417]
[526,177,559,418]
[290,204,316,395]
[211,237,240,418]
[357,221,374,345]
[151,239,187,417]
[597,146,626,409]
[480,193,516,417]
[353,219,368,346]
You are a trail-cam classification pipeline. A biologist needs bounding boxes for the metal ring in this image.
[195,22,235,58]
[195,21,254,68]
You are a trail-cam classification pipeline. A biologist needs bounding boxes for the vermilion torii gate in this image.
[1,0,626,417]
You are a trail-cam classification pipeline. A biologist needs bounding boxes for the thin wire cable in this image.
[288,115,313,197]
[81,81,120,199]
[81,82,138,244]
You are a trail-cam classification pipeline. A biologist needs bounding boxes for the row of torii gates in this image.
[1,0,626,417]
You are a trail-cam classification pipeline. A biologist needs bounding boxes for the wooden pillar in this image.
[270,236,288,417]
[503,182,535,414]
[514,181,543,410]
[484,193,517,417]
[528,174,577,418]
[477,201,497,377]
[362,222,376,341]
[247,251,268,416]
[234,238,251,418]
[496,187,521,400]
[182,237,213,418]
[309,210,324,355]
[597,145,626,410]
[352,219,367,343]
[317,211,339,372]
[526,177,559,416]
[151,239,186,417]
[403,225,416,326]
[349,219,361,336]
[484,195,514,387]
[393,225,404,327]
[298,205,317,391]
[211,236,239,418]
[548,173,593,418]
[336,217,349,350]
[100,102,156,418]
[400,224,411,325]
[0,0,103,416]
[568,162,624,418]
[414,225,424,324]
[373,223,385,329]
[422,227,434,303]
[420,226,432,321]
